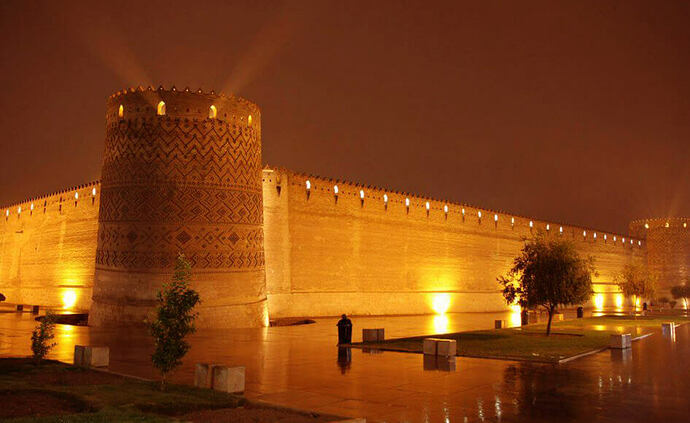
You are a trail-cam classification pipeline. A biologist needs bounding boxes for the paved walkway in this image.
[1,310,688,422]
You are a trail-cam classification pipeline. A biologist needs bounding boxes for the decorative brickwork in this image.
[89,88,268,328]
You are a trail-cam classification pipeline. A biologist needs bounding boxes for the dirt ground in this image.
[0,389,91,419]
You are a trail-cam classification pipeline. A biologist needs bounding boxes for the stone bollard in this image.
[212,365,245,393]
[194,363,214,389]
[423,338,457,357]
[554,313,564,322]
[74,345,109,367]
[609,334,632,349]
[576,307,584,318]
[661,322,675,337]
[31,305,39,314]
[494,320,504,329]
[16,304,23,312]
[362,328,385,342]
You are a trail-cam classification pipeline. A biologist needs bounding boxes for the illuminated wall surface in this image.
[0,88,686,327]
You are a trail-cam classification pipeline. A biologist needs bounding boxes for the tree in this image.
[670,285,690,310]
[498,235,596,336]
[31,311,57,364]
[148,253,201,390]
[615,263,657,314]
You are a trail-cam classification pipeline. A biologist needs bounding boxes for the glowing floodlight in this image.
[546,224,550,231]
[444,205,449,214]
[665,222,669,228]
[478,211,482,218]
[431,293,451,314]
[17,206,21,214]
[604,234,607,241]
[248,115,253,126]
[615,294,624,309]
[583,230,587,237]
[622,238,625,243]
[638,240,641,246]
[462,208,465,216]
[594,232,597,239]
[5,209,8,217]
[30,203,34,211]
[405,198,410,207]
[613,236,617,242]
[511,217,515,225]
[644,223,649,229]
[62,290,77,310]
[559,226,563,234]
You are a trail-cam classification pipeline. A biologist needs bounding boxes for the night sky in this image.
[1,0,688,234]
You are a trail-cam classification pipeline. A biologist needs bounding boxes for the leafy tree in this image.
[499,235,596,336]
[31,311,57,364]
[657,297,670,308]
[615,263,657,314]
[670,285,690,309]
[148,253,201,390]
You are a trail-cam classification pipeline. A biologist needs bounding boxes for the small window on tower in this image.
[209,105,217,119]
[118,104,124,118]
[157,101,166,116]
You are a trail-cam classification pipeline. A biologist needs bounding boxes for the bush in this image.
[31,312,57,364]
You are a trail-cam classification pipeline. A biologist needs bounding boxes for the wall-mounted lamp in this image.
[333,185,339,203]
[405,198,410,214]
[383,194,388,210]
[305,180,311,200]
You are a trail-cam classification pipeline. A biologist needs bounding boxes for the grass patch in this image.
[0,358,341,422]
[352,314,690,363]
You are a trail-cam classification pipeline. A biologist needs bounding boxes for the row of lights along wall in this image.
[4,186,97,221]
[117,102,252,125]
[300,179,654,247]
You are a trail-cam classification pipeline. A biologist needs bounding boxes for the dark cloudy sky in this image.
[1,0,688,234]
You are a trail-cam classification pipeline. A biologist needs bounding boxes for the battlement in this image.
[1,180,101,221]
[264,166,645,250]
[106,85,260,133]
[629,217,689,238]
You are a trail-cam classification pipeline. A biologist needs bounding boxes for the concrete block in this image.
[609,334,632,349]
[74,345,109,367]
[554,313,564,322]
[212,365,245,393]
[436,339,457,357]
[362,328,384,342]
[31,305,39,314]
[494,320,504,329]
[16,304,23,312]
[423,338,439,355]
[661,322,675,337]
[194,363,213,389]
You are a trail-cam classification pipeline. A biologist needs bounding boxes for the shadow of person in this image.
[337,347,351,374]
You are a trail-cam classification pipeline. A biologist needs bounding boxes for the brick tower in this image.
[89,86,267,328]
[630,217,690,301]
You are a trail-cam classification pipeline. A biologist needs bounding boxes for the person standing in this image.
[337,314,352,344]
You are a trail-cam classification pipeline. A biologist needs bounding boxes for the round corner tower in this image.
[630,217,690,297]
[89,86,267,328]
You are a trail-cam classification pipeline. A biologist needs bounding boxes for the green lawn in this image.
[351,315,690,363]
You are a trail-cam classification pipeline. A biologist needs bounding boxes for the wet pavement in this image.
[1,309,688,422]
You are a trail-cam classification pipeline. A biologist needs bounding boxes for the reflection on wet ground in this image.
[1,310,688,422]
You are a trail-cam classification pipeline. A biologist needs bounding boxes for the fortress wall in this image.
[263,168,646,318]
[0,182,100,311]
